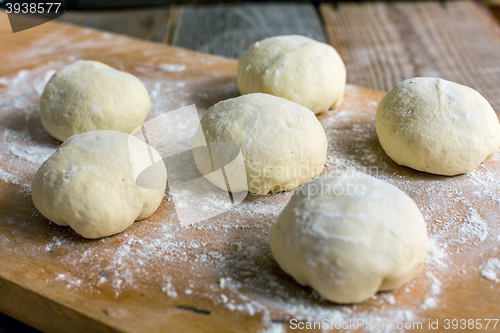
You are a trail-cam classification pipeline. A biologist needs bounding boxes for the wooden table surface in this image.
[56,1,500,111]
[2,1,500,332]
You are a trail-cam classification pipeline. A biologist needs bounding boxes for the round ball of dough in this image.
[32,130,167,239]
[193,93,327,195]
[237,35,346,115]
[40,60,151,141]
[270,171,428,304]
[376,77,500,176]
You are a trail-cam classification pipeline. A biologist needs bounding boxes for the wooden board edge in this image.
[0,275,119,333]
[472,0,500,39]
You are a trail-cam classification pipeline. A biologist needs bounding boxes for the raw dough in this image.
[32,130,167,239]
[270,171,428,304]
[40,60,151,141]
[376,77,500,176]
[237,35,346,115]
[193,93,327,195]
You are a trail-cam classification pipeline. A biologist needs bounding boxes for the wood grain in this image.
[491,5,500,23]
[0,312,40,333]
[68,0,175,9]
[59,7,173,43]
[0,256,118,333]
[170,3,326,59]
[320,1,500,112]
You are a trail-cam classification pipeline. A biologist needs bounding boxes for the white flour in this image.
[481,258,500,282]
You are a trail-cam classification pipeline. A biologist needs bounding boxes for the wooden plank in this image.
[68,0,175,9]
[320,1,500,112]
[58,7,173,43]
[0,312,40,333]
[3,5,500,333]
[170,3,326,59]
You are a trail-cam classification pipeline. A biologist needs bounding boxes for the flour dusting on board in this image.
[481,258,500,282]
[2,32,500,332]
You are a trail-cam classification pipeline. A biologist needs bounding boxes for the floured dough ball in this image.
[376,77,500,176]
[32,130,167,239]
[40,60,151,141]
[193,93,327,195]
[237,35,346,114]
[270,172,428,304]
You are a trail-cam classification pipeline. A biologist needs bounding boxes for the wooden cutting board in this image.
[1,12,500,333]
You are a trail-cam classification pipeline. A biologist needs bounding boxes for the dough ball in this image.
[376,77,500,176]
[193,93,327,195]
[237,35,346,115]
[40,60,151,141]
[270,172,428,304]
[32,130,167,239]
